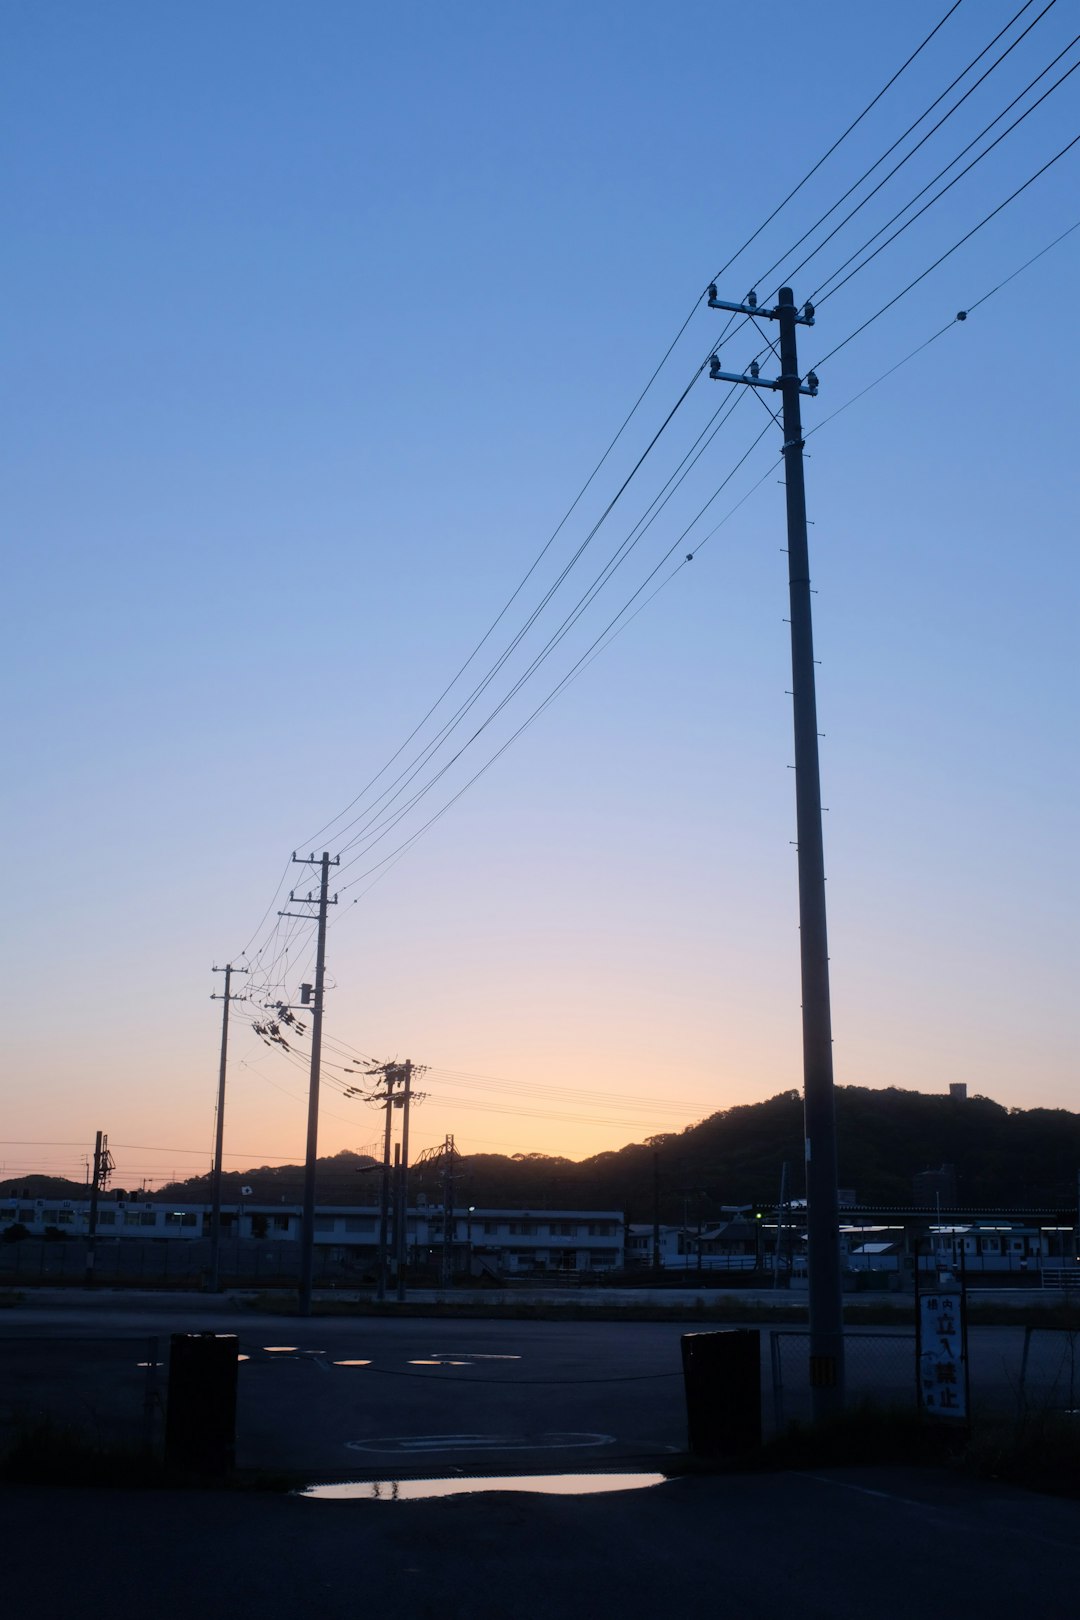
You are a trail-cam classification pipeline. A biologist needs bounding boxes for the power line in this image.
[767,0,1067,296]
[708,0,968,285]
[810,47,1080,305]
[331,384,751,865]
[233,10,971,968]
[321,356,716,864]
[811,130,1080,370]
[332,421,776,896]
[806,214,1080,438]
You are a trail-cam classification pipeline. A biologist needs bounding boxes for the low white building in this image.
[0,1198,624,1276]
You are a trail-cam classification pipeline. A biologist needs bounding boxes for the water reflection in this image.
[300,1473,665,1502]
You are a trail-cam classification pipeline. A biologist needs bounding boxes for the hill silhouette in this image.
[145,1087,1080,1219]
[7,1090,1076,1219]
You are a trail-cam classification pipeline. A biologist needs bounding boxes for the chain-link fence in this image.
[0,1335,166,1460]
[1015,1326,1080,1415]
[0,1239,374,1288]
[769,1330,917,1430]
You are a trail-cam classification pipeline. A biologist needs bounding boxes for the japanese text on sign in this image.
[918,1291,967,1419]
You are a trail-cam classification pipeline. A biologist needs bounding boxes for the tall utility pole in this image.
[280,850,339,1317]
[376,1065,399,1301]
[441,1135,456,1288]
[652,1151,662,1273]
[86,1130,114,1234]
[85,1130,113,1285]
[396,1059,413,1302]
[708,284,844,1416]
[208,962,247,1293]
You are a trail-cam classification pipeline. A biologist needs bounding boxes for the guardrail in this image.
[1040,1268,1080,1289]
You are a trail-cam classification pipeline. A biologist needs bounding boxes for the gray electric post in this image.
[396,1059,413,1302]
[281,850,339,1317]
[707,284,845,1416]
[376,1065,399,1301]
[208,962,247,1293]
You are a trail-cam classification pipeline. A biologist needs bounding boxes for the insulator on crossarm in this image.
[749,359,760,380]
[806,370,819,392]
[746,290,758,308]
[707,283,718,303]
[709,354,721,379]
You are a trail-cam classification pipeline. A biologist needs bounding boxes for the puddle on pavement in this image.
[299,1473,666,1502]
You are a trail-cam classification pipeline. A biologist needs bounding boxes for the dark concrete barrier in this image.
[165,1333,238,1477]
[680,1329,762,1456]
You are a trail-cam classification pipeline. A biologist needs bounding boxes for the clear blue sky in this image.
[3,1,1077,1188]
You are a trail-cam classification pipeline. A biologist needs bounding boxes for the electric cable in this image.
[810,131,1080,369]
[754,0,1058,296]
[707,0,968,285]
[809,49,1080,305]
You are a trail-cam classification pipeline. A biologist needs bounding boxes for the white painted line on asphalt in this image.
[800,1472,1080,1555]
[346,1432,617,1455]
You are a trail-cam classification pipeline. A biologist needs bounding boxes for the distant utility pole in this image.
[708,283,844,1417]
[652,1151,661,1273]
[208,962,248,1293]
[85,1130,114,1285]
[396,1059,414,1302]
[87,1130,113,1236]
[281,850,339,1317]
[441,1135,456,1288]
[375,1065,400,1301]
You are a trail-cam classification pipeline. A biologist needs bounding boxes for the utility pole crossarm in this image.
[707,360,818,396]
[706,286,816,324]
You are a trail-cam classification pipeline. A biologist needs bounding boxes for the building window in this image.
[181,1212,197,1227]
[124,1213,142,1227]
[18,1210,34,1222]
[344,1218,374,1233]
[97,1211,116,1226]
[273,1215,291,1232]
[140,1212,157,1227]
[57,1211,74,1224]
[314,1217,335,1232]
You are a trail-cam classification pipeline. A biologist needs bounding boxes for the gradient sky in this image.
[3,1,1077,1191]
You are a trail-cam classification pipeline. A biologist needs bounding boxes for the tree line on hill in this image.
[6,1087,1076,1221]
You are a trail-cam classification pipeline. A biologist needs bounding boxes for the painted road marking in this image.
[346,1432,616,1455]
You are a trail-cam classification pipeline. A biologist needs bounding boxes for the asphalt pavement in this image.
[0,1288,1065,1475]
[5,1466,1080,1620]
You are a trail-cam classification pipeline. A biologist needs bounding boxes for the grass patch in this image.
[963,1409,1080,1498]
[0,1415,296,1493]
[674,1402,1080,1501]
[0,1417,166,1489]
[236,1290,1079,1330]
